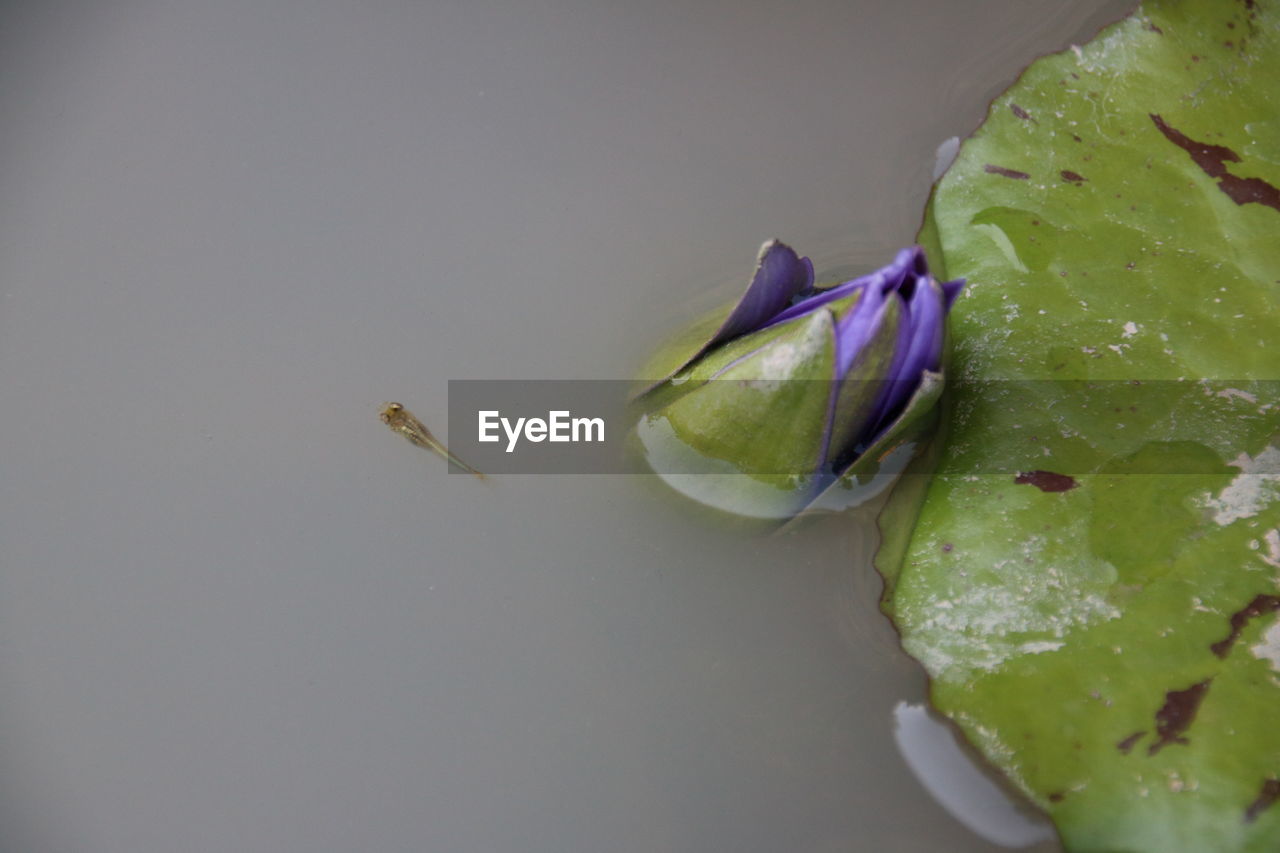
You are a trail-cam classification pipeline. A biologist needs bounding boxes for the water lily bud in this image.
[632,240,964,520]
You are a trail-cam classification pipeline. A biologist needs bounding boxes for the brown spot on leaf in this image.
[1048,792,1065,803]
[1061,170,1087,184]
[1011,103,1036,122]
[1218,174,1280,211]
[1117,731,1145,754]
[1245,778,1280,823]
[1149,114,1280,212]
[1145,21,1164,34]
[1015,470,1078,492]
[984,164,1030,180]
[1150,114,1239,176]
[1148,679,1211,755]
[1210,594,1280,658]
[942,543,954,553]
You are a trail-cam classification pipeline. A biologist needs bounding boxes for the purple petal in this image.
[833,282,893,378]
[765,270,874,328]
[849,247,959,442]
[941,277,965,309]
[705,240,813,350]
[632,240,814,397]
[874,277,945,423]
[819,293,907,470]
[894,245,926,281]
[765,245,920,330]
[900,278,948,376]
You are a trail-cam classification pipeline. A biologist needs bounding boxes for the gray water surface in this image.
[0,1,1135,850]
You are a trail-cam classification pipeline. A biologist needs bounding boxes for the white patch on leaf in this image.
[1201,447,1280,526]
[1262,529,1280,569]
[1251,620,1280,676]
[903,532,1119,681]
[1216,387,1259,404]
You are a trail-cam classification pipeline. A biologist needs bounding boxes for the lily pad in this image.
[877,0,1280,850]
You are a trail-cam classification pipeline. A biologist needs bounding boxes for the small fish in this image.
[380,402,486,480]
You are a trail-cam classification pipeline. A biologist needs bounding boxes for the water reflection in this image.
[894,702,1057,848]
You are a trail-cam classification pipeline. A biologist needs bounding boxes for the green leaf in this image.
[878,1,1280,850]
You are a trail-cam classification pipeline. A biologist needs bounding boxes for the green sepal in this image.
[632,309,838,519]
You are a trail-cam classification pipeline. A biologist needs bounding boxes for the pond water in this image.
[0,1,1135,850]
